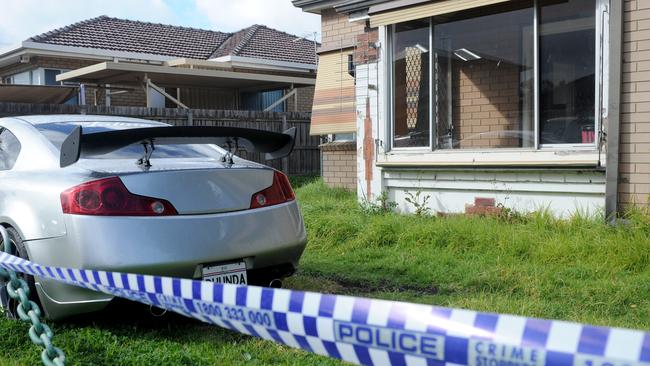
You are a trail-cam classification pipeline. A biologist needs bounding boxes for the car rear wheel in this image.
[0,227,39,320]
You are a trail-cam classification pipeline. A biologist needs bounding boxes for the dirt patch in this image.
[293,270,438,296]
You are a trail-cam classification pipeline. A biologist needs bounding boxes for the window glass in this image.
[35,122,222,160]
[392,19,430,148]
[241,89,286,112]
[333,133,355,141]
[11,71,30,85]
[0,129,21,170]
[44,69,61,86]
[539,0,596,144]
[433,2,534,149]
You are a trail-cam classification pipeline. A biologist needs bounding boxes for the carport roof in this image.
[56,62,316,89]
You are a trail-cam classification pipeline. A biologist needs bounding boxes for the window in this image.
[333,133,356,141]
[389,0,600,150]
[0,128,21,170]
[241,90,286,112]
[5,68,69,86]
[44,69,62,86]
[539,0,596,145]
[432,2,534,149]
[10,71,32,85]
[392,19,430,148]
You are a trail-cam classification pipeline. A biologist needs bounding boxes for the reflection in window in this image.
[0,129,21,170]
[433,2,534,149]
[392,20,430,148]
[539,0,596,145]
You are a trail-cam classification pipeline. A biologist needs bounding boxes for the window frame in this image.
[388,18,434,152]
[386,0,608,154]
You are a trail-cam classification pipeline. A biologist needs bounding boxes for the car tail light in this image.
[250,171,295,209]
[61,177,178,216]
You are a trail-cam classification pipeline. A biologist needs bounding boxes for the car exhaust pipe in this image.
[149,304,167,317]
[269,279,282,288]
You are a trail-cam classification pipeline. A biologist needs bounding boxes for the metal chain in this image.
[0,227,66,366]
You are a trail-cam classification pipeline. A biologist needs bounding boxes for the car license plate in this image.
[202,261,247,285]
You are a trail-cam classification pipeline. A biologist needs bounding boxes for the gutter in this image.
[292,0,349,14]
[209,55,316,73]
[0,42,177,69]
[21,41,175,63]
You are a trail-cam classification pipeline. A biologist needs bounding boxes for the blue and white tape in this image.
[1,251,648,366]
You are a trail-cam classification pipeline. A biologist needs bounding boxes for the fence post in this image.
[282,114,289,174]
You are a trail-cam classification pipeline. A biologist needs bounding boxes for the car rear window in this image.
[35,121,222,159]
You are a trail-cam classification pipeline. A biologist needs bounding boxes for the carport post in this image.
[79,84,86,106]
[145,78,193,126]
[282,114,289,173]
[144,75,151,108]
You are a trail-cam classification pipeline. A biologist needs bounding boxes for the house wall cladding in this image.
[320,141,357,190]
[620,0,650,208]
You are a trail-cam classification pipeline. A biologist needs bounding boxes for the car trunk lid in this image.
[117,167,274,215]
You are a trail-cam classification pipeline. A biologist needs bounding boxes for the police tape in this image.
[0,251,648,366]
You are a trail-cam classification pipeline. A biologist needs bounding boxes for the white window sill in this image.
[376,149,604,167]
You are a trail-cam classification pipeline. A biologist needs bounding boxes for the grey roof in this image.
[27,16,317,65]
[211,25,318,64]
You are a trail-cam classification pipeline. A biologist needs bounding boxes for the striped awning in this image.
[310,50,356,136]
[369,0,512,27]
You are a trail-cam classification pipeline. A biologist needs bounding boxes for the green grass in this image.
[1,178,649,365]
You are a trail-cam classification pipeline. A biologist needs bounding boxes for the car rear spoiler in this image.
[60,125,296,167]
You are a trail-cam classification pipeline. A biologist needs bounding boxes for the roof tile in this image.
[27,16,317,65]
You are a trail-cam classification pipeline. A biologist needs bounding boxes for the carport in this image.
[56,59,316,124]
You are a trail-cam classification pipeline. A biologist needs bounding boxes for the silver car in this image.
[0,115,307,319]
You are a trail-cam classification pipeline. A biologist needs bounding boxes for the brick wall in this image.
[320,8,366,51]
[453,59,521,148]
[620,0,650,207]
[286,86,315,112]
[354,30,379,65]
[320,141,357,190]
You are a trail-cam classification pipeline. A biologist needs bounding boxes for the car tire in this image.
[0,227,39,320]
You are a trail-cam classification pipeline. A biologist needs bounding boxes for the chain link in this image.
[0,227,66,366]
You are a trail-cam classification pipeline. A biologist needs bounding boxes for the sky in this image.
[0,0,321,54]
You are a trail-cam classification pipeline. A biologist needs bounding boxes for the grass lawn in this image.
[0,178,649,365]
